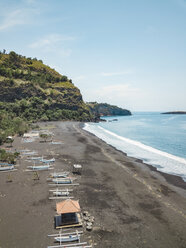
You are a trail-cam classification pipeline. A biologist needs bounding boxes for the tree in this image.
[40,114,49,122]
[9,51,17,61]
[9,51,21,68]
[40,133,51,142]
[61,75,68,82]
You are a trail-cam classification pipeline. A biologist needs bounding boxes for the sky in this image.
[0,0,185,111]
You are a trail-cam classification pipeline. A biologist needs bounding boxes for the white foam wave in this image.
[84,123,186,181]
[98,126,186,165]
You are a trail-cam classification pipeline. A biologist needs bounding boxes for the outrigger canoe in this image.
[40,158,55,163]
[0,165,14,171]
[54,234,80,243]
[27,164,50,171]
[50,172,69,178]
[52,178,72,184]
[53,191,70,197]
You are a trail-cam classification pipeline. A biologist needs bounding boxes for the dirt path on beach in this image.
[0,121,186,248]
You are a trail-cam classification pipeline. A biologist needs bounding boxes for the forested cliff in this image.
[0,51,131,144]
[87,102,131,117]
[0,51,93,143]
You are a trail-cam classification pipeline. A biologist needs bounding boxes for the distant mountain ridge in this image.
[87,102,132,117]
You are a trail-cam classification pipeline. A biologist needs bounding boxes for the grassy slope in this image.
[0,51,93,144]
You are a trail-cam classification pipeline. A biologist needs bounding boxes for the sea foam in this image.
[84,123,186,181]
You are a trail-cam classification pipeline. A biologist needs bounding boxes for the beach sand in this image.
[0,121,186,248]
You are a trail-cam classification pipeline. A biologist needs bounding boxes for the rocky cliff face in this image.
[0,83,44,101]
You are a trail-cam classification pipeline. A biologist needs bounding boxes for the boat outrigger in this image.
[50,172,69,178]
[27,164,51,171]
[52,178,73,184]
[22,151,38,156]
[0,162,14,166]
[0,165,15,171]
[40,158,55,163]
[51,141,63,145]
[28,156,43,161]
[54,234,80,243]
[48,230,82,244]
[49,188,73,200]
[47,242,91,248]
[53,190,70,197]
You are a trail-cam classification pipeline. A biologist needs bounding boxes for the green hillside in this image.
[0,51,93,143]
[0,51,92,121]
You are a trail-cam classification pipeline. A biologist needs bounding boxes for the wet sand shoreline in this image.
[0,121,186,248]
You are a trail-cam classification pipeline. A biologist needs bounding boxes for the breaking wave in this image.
[84,123,186,181]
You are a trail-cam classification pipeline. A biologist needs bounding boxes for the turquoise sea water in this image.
[84,112,186,181]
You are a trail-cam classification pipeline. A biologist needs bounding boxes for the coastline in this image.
[82,122,186,191]
[80,124,186,197]
[0,121,186,248]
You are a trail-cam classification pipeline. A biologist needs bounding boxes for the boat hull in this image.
[0,166,14,171]
[51,173,69,178]
[54,235,79,243]
[28,165,50,171]
[53,191,69,196]
[52,179,72,184]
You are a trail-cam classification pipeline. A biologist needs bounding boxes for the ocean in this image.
[83,112,186,182]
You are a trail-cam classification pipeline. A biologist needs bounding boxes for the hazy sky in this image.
[0,0,185,111]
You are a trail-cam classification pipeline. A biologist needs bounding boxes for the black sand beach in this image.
[0,121,186,248]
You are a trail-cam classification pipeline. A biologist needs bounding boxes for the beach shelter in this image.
[72,164,82,174]
[56,199,80,214]
[55,199,81,228]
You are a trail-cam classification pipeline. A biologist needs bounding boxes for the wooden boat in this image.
[27,164,50,171]
[28,156,43,161]
[52,178,72,184]
[67,246,92,248]
[22,138,35,143]
[53,191,70,197]
[47,243,91,248]
[40,158,55,163]
[0,165,14,171]
[54,234,80,243]
[49,188,73,193]
[50,172,69,178]
[22,151,38,155]
[49,188,73,200]
[68,246,92,248]
[0,162,14,166]
[51,141,63,145]
[27,160,42,164]
[19,149,30,152]
[48,230,83,245]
